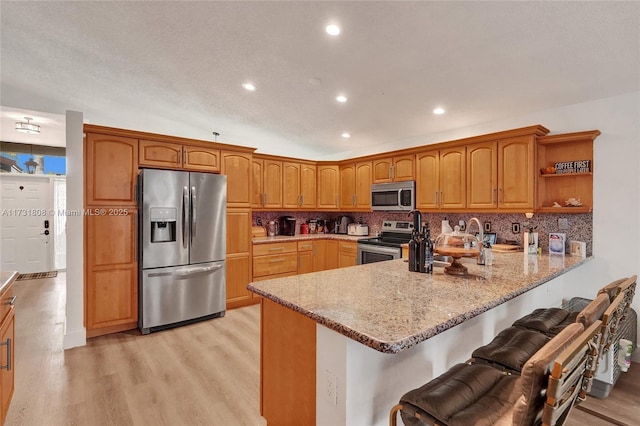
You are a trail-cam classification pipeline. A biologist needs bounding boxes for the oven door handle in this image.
[356,243,402,264]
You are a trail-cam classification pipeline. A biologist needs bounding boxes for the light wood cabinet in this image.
[497,136,535,210]
[222,151,252,208]
[337,241,357,268]
[226,209,256,308]
[325,240,339,270]
[252,157,283,209]
[139,139,220,172]
[536,130,599,213]
[372,154,414,183]
[467,141,498,209]
[85,209,138,337]
[416,146,466,211]
[85,133,138,206]
[283,162,317,209]
[339,161,372,210]
[297,241,314,275]
[317,164,339,209]
[0,279,15,425]
[253,242,298,278]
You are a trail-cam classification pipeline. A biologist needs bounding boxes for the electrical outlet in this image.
[325,370,338,405]
[512,223,520,234]
[484,222,491,233]
[458,220,466,231]
[558,218,569,230]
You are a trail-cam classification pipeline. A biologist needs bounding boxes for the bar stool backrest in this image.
[575,293,610,328]
[511,323,584,426]
[542,320,602,426]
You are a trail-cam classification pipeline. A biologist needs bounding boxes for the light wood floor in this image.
[6,272,266,426]
[5,272,639,425]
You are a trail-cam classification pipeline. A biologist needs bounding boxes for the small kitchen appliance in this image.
[266,221,279,237]
[279,216,296,236]
[336,215,354,234]
[348,223,369,236]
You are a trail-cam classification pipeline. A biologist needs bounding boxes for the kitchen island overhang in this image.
[248,253,591,426]
[249,253,591,354]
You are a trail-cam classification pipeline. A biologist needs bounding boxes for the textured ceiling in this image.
[1,1,639,159]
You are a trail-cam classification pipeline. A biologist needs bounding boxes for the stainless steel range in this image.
[356,220,415,265]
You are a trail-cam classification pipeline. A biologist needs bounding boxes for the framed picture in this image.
[570,240,586,258]
[476,232,496,245]
[549,233,566,255]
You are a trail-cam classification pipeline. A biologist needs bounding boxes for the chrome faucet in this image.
[467,217,485,265]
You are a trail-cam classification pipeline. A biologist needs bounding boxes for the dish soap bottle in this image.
[441,217,453,234]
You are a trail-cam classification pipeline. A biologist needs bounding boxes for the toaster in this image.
[347,224,369,236]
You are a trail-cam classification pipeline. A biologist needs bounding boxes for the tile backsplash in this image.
[251,211,592,254]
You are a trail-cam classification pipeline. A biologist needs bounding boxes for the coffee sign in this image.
[554,160,591,174]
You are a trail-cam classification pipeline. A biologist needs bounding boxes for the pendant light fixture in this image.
[15,117,40,134]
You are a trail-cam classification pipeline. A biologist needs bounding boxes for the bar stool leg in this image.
[389,403,403,426]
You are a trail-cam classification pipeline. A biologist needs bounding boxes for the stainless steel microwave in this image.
[371,181,415,211]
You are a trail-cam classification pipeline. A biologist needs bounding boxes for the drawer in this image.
[253,242,297,257]
[0,282,15,326]
[253,253,298,277]
[297,241,314,252]
[338,241,357,254]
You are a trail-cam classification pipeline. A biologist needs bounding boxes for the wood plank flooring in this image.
[5,272,640,425]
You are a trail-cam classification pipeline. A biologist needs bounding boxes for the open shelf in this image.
[536,130,599,214]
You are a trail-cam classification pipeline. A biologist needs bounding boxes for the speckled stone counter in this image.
[248,253,590,354]
[0,271,18,295]
[253,234,364,244]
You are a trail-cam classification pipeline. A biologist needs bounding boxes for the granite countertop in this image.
[248,253,591,354]
[0,271,19,294]
[253,234,366,244]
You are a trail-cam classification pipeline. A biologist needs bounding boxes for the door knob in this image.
[42,230,50,235]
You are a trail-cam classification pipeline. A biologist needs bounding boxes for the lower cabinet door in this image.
[0,311,15,425]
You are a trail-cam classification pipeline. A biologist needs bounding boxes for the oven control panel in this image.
[381,220,414,233]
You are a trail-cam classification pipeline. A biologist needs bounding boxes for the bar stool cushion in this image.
[512,323,584,425]
[471,326,551,372]
[512,307,570,334]
[399,363,520,426]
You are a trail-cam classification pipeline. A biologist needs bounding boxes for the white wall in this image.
[379,91,640,358]
[63,110,85,349]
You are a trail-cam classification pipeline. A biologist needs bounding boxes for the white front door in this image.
[0,175,52,273]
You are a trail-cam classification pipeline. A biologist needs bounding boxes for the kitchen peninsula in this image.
[248,252,591,426]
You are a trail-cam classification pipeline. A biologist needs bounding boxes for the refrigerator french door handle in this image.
[182,186,189,249]
[191,185,197,242]
[147,264,222,278]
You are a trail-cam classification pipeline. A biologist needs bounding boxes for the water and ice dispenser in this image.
[150,207,177,242]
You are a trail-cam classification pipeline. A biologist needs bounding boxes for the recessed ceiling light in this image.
[433,107,445,115]
[336,95,348,103]
[326,24,341,36]
[341,132,351,138]
[242,82,256,91]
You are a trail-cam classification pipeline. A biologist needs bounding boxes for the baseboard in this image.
[63,327,87,349]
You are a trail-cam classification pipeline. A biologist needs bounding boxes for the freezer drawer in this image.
[140,261,226,333]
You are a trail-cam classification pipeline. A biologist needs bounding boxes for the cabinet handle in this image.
[184,147,188,164]
[440,191,444,207]
[265,193,268,206]
[1,338,11,371]
[433,191,438,205]
[4,296,16,306]
[300,194,304,206]
[335,195,339,206]
[498,187,503,203]
[134,212,138,262]
[301,245,312,250]
[352,194,356,206]
[269,258,285,263]
[491,187,496,205]
[268,247,285,252]
[178,148,182,165]
[390,165,395,179]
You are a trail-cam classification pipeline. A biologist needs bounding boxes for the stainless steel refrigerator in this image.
[138,169,226,334]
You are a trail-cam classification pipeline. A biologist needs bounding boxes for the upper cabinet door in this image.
[439,147,466,210]
[222,151,252,208]
[415,150,440,210]
[392,155,415,182]
[283,162,301,209]
[467,141,498,209]
[339,164,356,209]
[372,158,393,183]
[300,164,317,209]
[498,136,534,209]
[251,158,264,208]
[317,165,339,209]
[86,133,138,206]
[354,162,372,210]
[139,140,182,168]
[182,145,220,172]
[263,160,283,208]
